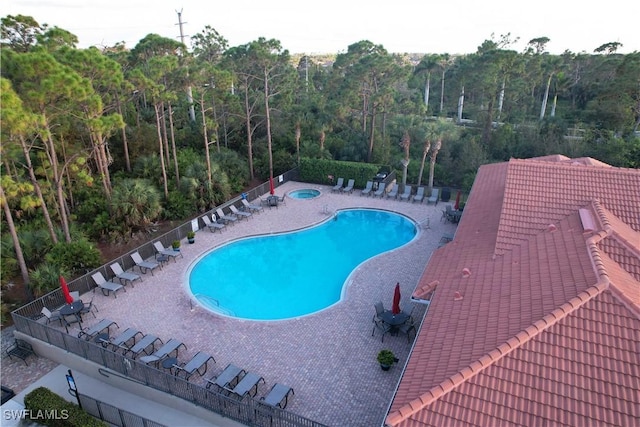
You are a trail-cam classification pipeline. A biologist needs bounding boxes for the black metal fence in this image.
[79,393,166,427]
[10,168,327,427]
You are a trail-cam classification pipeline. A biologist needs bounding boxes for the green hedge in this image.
[299,158,381,189]
[23,387,106,427]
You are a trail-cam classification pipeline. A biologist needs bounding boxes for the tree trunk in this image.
[201,95,212,187]
[424,72,431,110]
[440,69,446,114]
[540,73,552,120]
[417,139,430,186]
[428,140,441,191]
[264,68,274,183]
[116,93,131,172]
[19,135,58,244]
[168,102,180,185]
[295,122,301,165]
[154,103,169,198]
[0,185,31,296]
[243,83,255,180]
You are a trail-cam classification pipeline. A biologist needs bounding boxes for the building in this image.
[386,156,640,426]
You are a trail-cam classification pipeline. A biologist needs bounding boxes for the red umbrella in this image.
[60,276,73,304]
[392,282,401,315]
[269,176,275,195]
[454,190,462,210]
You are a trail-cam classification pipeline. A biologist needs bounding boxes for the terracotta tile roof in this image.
[385,156,640,426]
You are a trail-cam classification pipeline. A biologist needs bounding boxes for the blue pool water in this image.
[188,209,417,320]
[288,188,321,199]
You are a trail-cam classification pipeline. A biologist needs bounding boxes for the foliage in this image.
[299,158,380,189]
[28,263,69,298]
[24,387,107,427]
[44,240,102,276]
[187,231,195,239]
[172,240,181,249]
[211,148,250,193]
[377,349,395,366]
[110,178,162,235]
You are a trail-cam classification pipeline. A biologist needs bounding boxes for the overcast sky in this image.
[4,0,639,55]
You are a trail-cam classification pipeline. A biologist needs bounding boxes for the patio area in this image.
[56,181,458,426]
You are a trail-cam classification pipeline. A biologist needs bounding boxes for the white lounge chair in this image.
[230,204,252,220]
[130,251,161,275]
[399,185,412,201]
[374,182,386,198]
[153,241,183,263]
[342,179,355,194]
[241,198,263,214]
[360,181,373,196]
[90,272,125,298]
[331,177,344,192]
[427,188,440,205]
[110,262,141,287]
[386,184,399,199]
[202,214,225,233]
[412,186,425,203]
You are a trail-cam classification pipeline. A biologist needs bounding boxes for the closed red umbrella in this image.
[392,282,401,315]
[454,190,462,210]
[60,276,73,304]
[269,176,275,195]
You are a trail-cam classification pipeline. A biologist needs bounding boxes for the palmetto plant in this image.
[110,179,162,235]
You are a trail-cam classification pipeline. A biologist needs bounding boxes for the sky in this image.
[3,0,639,55]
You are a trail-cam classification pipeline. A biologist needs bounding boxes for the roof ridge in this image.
[385,283,609,426]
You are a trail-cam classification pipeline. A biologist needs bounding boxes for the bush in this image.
[299,158,380,189]
[45,240,102,276]
[29,263,70,298]
[23,387,106,426]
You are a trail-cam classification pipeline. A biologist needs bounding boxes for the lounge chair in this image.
[241,198,263,214]
[109,262,142,287]
[230,205,252,220]
[373,182,386,198]
[261,383,295,409]
[216,208,238,225]
[91,272,125,298]
[427,188,439,205]
[399,185,412,201]
[206,363,246,391]
[77,318,119,340]
[5,339,35,366]
[412,186,425,203]
[109,328,143,352]
[360,181,373,196]
[125,334,163,359]
[202,214,225,233]
[386,183,399,199]
[342,179,355,194]
[138,338,187,365]
[227,372,265,398]
[331,177,344,192]
[130,251,161,275]
[174,351,216,380]
[153,241,183,263]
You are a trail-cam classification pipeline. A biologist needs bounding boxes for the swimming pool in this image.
[288,188,321,199]
[188,209,417,320]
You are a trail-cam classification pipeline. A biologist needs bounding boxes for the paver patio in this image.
[63,181,458,426]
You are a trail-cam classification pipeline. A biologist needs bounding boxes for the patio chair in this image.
[130,251,161,275]
[261,383,295,409]
[79,296,98,319]
[110,262,142,287]
[399,185,412,201]
[5,339,35,366]
[412,186,425,203]
[372,318,392,342]
[398,318,417,343]
[91,272,125,298]
[153,241,183,263]
[342,179,355,194]
[77,318,119,341]
[277,194,286,205]
[427,188,440,205]
[331,177,344,192]
[125,334,163,359]
[202,214,225,233]
[372,301,388,323]
[373,182,386,198]
[174,351,216,380]
[40,307,63,326]
[205,363,246,391]
[227,371,265,399]
[230,204,252,220]
[360,181,373,196]
[241,198,263,214]
[69,291,80,302]
[386,183,399,199]
[216,208,238,225]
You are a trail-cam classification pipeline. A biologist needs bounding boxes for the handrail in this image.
[191,294,235,316]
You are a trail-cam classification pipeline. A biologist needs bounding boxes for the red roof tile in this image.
[385,156,640,426]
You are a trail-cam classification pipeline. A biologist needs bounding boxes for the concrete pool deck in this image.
[12,181,459,426]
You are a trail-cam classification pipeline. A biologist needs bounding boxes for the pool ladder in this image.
[191,294,235,316]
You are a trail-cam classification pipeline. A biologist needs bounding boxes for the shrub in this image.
[23,387,106,426]
[45,240,102,276]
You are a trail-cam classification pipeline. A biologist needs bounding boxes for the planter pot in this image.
[380,364,391,371]
[188,238,195,244]
[173,247,180,252]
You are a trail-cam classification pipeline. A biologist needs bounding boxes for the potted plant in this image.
[377,349,395,371]
[172,240,181,251]
[187,231,195,244]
